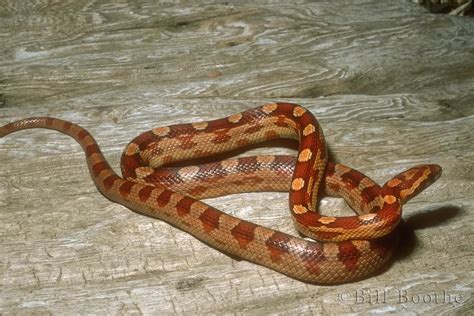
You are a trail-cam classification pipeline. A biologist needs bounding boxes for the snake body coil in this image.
[0,103,441,283]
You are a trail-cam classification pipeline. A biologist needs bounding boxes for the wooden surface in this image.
[1,1,473,314]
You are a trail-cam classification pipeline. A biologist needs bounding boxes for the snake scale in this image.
[0,103,441,284]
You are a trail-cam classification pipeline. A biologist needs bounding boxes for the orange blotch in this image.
[302,124,316,136]
[293,106,307,117]
[291,178,305,191]
[386,178,402,188]
[383,195,397,204]
[298,148,312,162]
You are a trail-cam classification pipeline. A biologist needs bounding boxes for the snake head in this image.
[383,164,442,205]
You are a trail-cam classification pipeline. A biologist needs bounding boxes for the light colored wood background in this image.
[1,1,473,314]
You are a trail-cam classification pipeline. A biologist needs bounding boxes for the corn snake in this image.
[0,103,441,284]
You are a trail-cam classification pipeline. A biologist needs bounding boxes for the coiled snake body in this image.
[0,103,441,284]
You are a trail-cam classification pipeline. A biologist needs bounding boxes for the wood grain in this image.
[1,0,473,314]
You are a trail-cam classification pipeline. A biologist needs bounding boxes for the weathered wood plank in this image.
[1,0,473,314]
[1,2,473,105]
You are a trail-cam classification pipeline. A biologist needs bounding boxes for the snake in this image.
[0,103,441,284]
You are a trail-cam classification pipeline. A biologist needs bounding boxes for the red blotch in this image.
[341,170,365,189]
[300,242,326,275]
[189,185,207,197]
[293,209,318,227]
[63,121,72,131]
[238,156,258,168]
[157,190,173,207]
[213,130,231,144]
[177,134,197,149]
[361,185,381,204]
[172,124,195,135]
[134,132,157,150]
[274,115,289,128]
[244,175,264,184]
[176,196,195,216]
[138,185,154,202]
[265,232,291,262]
[244,124,263,134]
[231,221,257,248]
[337,241,361,271]
[85,144,99,157]
[208,117,234,130]
[236,157,258,174]
[92,161,109,177]
[275,102,298,113]
[199,208,221,233]
[325,162,336,177]
[120,155,142,178]
[77,130,89,140]
[46,118,54,126]
[119,181,135,197]
[103,175,119,190]
[327,182,341,194]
